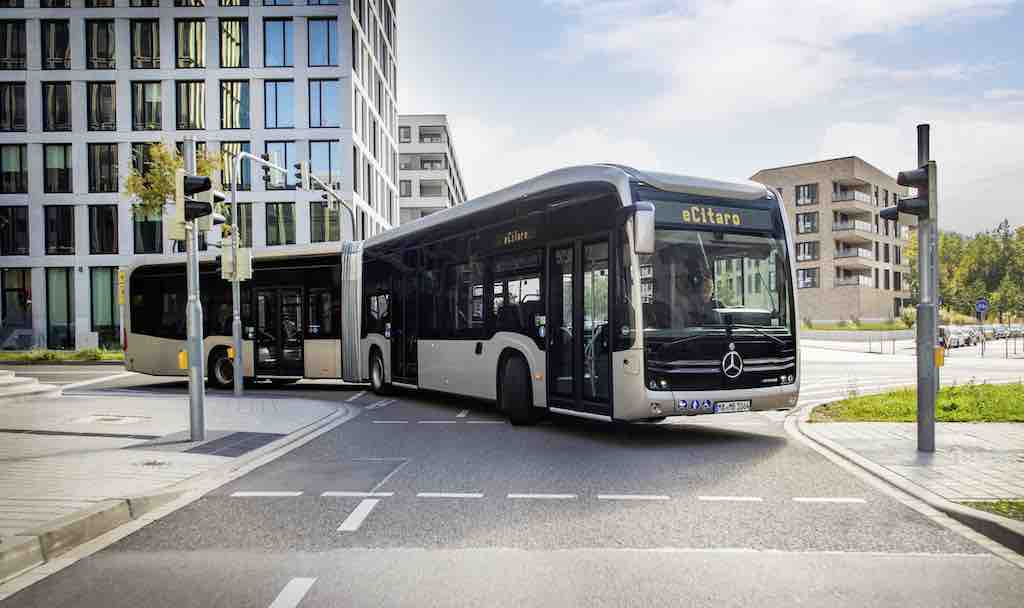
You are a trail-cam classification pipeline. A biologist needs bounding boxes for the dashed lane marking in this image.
[365,399,395,410]
[597,494,671,501]
[456,409,469,418]
[418,420,458,424]
[345,390,367,402]
[698,496,764,502]
[371,420,408,424]
[508,493,577,499]
[322,491,394,497]
[465,420,506,424]
[230,491,303,497]
[337,499,380,532]
[267,577,317,608]
[793,497,867,504]
[417,492,484,498]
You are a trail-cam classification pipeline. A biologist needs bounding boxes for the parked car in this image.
[994,325,1010,339]
[939,326,961,348]
[954,327,973,347]
[966,327,983,345]
[981,324,996,338]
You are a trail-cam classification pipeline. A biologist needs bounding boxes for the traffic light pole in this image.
[914,125,937,453]
[183,138,206,441]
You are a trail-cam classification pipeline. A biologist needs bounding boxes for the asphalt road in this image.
[3,347,1023,607]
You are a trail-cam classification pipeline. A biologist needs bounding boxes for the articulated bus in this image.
[125,164,800,424]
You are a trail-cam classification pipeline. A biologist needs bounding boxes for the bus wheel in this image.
[369,349,391,395]
[208,349,234,389]
[500,356,538,426]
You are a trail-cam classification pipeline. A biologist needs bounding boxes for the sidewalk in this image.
[0,391,342,581]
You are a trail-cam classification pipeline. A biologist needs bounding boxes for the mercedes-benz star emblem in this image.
[721,350,744,379]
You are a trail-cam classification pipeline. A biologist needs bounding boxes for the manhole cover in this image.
[73,414,151,425]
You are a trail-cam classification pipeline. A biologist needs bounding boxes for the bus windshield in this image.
[640,228,793,337]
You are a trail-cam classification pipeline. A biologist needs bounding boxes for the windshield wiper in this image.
[722,322,788,346]
[650,330,722,351]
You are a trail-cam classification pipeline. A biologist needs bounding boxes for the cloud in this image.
[448,116,661,198]
[546,0,1014,122]
[984,88,1024,100]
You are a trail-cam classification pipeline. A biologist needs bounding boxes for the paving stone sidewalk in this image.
[808,422,1024,501]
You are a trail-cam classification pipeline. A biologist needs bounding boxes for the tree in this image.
[123,143,220,217]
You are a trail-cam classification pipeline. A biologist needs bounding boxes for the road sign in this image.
[976,297,989,314]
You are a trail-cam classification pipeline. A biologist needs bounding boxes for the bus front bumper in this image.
[621,384,800,421]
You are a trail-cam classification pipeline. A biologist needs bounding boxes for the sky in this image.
[398,0,1024,234]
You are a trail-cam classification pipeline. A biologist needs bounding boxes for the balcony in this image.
[834,247,873,269]
[832,189,874,214]
[835,275,872,288]
[833,219,875,244]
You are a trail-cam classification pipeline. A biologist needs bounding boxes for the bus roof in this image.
[366,164,770,249]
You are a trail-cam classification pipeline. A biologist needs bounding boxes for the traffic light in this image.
[172,170,224,239]
[880,162,935,222]
[293,161,310,190]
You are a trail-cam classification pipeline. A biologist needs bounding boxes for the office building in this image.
[397,113,465,223]
[0,0,398,350]
[751,156,913,324]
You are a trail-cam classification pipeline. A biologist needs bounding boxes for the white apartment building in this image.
[397,113,465,223]
[0,0,399,350]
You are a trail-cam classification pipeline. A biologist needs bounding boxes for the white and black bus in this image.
[342,164,800,424]
[124,165,799,424]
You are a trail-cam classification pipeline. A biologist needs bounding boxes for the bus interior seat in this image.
[497,304,523,332]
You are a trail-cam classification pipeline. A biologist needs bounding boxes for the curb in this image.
[0,401,356,587]
[794,403,1024,556]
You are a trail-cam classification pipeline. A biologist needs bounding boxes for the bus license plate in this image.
[714,400,751,414]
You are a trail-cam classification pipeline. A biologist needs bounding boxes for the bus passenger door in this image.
[253,287,304,377]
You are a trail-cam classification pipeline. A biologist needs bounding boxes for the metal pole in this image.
[184,138,205,441]
[231,154,243,396]
[915,124,935,453]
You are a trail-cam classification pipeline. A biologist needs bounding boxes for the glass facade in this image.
[131,81,162,130]
[44,143,72,194]
[220,80,250,129]
[265,202,295,246]
[42,82,71,131]
[46,267,74,349]
[219,18,249,68]
[90,267,120,349]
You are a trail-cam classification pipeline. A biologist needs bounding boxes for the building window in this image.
[175,19,206,68]
[894,272,902,291]
[0,82,24,132]
[265,202,295,245]
[42,82,71,131]
[796,212,818,234]
[219,18,248,68]
[894,245,901,265]
[0,144,26,194]
[175,0,205,5]
[797,268,819,289]
[0,1,24,9]
[399,179,411,197]
[131,142,156,175]
[129,0,160,6]
[398,126,410,143]
[44,144,72,194]
[131,82,161,131]
[133,208,162,254]
[85,0,114,6]
[307,18,337,66]
[220,141,251,190]
[46,267,74,350]
[884,269,890,290]
[309,201,340,242]
[308,140,340,189]
[264,141,295,189]
[419,126,445,143]
[308,79,338,127]
[263,19,293,68]
[220,80,250,129]
[85,20,115,69]
[263,80,293,128]
[1,269,32,339]
[0,206,28,255]
[41,20,70,70]
[90,267,120,349]
[220,0,249,5]
[874,268,879,289]
[795,183,818,206]
[131,20,160,69]
[88,143,118,193]
[175,140,207,159]
[88,205,118,255]
[421,157,445,170]
[884,243,890,263]
[0,21,26,70]
[176,81,206,130]
[307,0,337,4]
[44,205,74,254]
[224,202,251,247]
[796,241,819,262]
[264,0,292,5]
[87,82,116,131]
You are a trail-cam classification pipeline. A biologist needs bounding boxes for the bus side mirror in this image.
[633,202,655,255]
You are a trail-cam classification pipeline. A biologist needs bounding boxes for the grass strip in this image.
[810,381,1024,422]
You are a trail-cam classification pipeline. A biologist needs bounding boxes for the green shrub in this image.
[900,306,916,328]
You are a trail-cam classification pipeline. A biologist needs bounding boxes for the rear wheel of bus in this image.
[369,348,391,395]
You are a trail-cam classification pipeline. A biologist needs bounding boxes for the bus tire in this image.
[500,356,538,426]
[208,348,234,389]
[369,348,391,395]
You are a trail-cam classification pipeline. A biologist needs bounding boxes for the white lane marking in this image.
[370,458,410,493]
[321,491,394,498]
[267,577,317,608]
[365,399,395,410]
[371,420,408,424]
[419,420,458,424]
[508,493,576,499]
[336,499,380,532]
[597,494,670,501]
[230,491,302,497]
[60,371,136,391]
[698,496,764,502]
[465,420,505,424]
[417,492,484,498]
[793,497,867,504]
[346,390,367,402]
[456,409,469,418]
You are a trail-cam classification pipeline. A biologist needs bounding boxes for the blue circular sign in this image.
[976,298,989,314]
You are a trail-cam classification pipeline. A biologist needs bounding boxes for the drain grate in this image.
[185,432,284,457]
